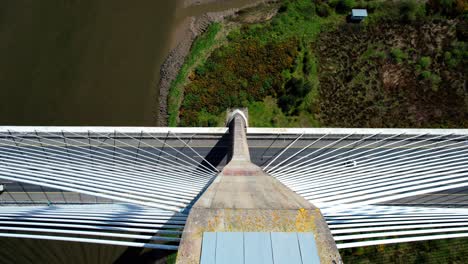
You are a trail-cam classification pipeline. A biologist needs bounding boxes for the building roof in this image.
[352,9,368,17]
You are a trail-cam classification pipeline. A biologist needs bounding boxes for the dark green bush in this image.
[390,48,408,63]
[456,20,468,41]
[427,0,466,17]
[278,3,288,13]
[399,0,418,21]
[430,73,442,85]
[419,56,432,68]
[420,70,432,79]
[365,1,381,12]
[195,65,206,76]
[316,3,331,17]
[332,0,356,14]
[278,77,312,114]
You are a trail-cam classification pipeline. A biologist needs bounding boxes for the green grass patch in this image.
[390,48,409,63]
[248,96,319,127]
[166,252,177,264]
[341,238,468,263]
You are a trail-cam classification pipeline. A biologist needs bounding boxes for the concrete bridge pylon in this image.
[176,109,342,263]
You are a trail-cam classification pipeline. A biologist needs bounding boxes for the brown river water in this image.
[0,1,262,263]
[0,0,256,126]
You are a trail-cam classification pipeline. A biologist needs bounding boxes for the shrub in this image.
[195,65,206,76]
[278,94,296,113]
[278,3,288,13]
[179,36,300,126]
[419,56,432,68]
[420,70,432,79]
[420,70,441,88]
[364,47,386,59]
[333,0,356,14]
[445,41,468,67]
[390,48,408,63]
[316,3,332,17]
[430,73,442,85]
[427,0,467,17]
[248,97,290,127]
[444,51,452,60]
[399,0,417,21]
[278,77,312,113]
[456,20,468,41]
[373,50,386,59]
[366,1,381,12]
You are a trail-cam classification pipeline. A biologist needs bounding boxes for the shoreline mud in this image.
[157,0,277,126]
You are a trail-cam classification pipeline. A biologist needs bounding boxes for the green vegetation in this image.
[179,36,300,126]
[168,23,222,126]
[178,0,342,127]
[168,0,468,261]
[330,0,356,14]
[316,2,332,17]
[427,0,468,17]
[365,0,426,24]
[167,252,177,264]
[172,0,467,128]
[399,0,426,21]
[248,97,290,127]
[419,56,432,69]
[315,0,467,127]
[340,238,468,263]
[390,48,408,63]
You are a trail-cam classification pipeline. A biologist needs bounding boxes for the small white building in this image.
[351,9,368,21]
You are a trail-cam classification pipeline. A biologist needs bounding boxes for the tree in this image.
[333,0,356,14]
[316,3,332,17]
[427,0,465,16]
[399,0,419,21]
[419,56,432,69]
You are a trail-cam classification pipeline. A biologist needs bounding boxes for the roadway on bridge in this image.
[1,141,467,207]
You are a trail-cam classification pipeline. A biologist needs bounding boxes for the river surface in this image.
[0,0,257,126]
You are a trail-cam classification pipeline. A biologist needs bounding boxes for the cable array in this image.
[2,127,468,251]
[322,204,468,249]
[0,129,218,212]
[0,128,222,250]
[0,203,185,250]
[265,132,468,207]
[263,130,468,247]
